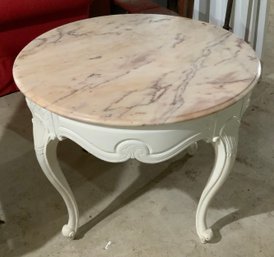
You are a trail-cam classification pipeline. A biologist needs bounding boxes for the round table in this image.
[13,14,260,243]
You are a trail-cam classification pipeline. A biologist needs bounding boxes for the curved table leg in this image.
[32,118,79,239]
[196,117,239,243]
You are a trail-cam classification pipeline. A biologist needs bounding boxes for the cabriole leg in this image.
[196,117,240,243]
[32,117,79,239]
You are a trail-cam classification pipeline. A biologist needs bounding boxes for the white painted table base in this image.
[26,93,250,243]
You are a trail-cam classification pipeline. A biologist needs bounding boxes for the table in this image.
[13,14,260,243]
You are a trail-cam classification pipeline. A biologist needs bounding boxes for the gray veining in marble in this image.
[13,14,260,126]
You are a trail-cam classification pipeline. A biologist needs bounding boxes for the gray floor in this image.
[1,18,274,257]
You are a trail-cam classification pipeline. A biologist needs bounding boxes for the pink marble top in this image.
[13,14,260,126]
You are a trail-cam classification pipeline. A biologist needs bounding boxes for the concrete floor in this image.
[1,15,274,257]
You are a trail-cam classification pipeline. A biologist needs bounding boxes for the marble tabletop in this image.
[13,14,260,126]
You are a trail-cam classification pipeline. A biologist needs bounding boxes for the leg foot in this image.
[199,228,213,243]
[62,224,76,239]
